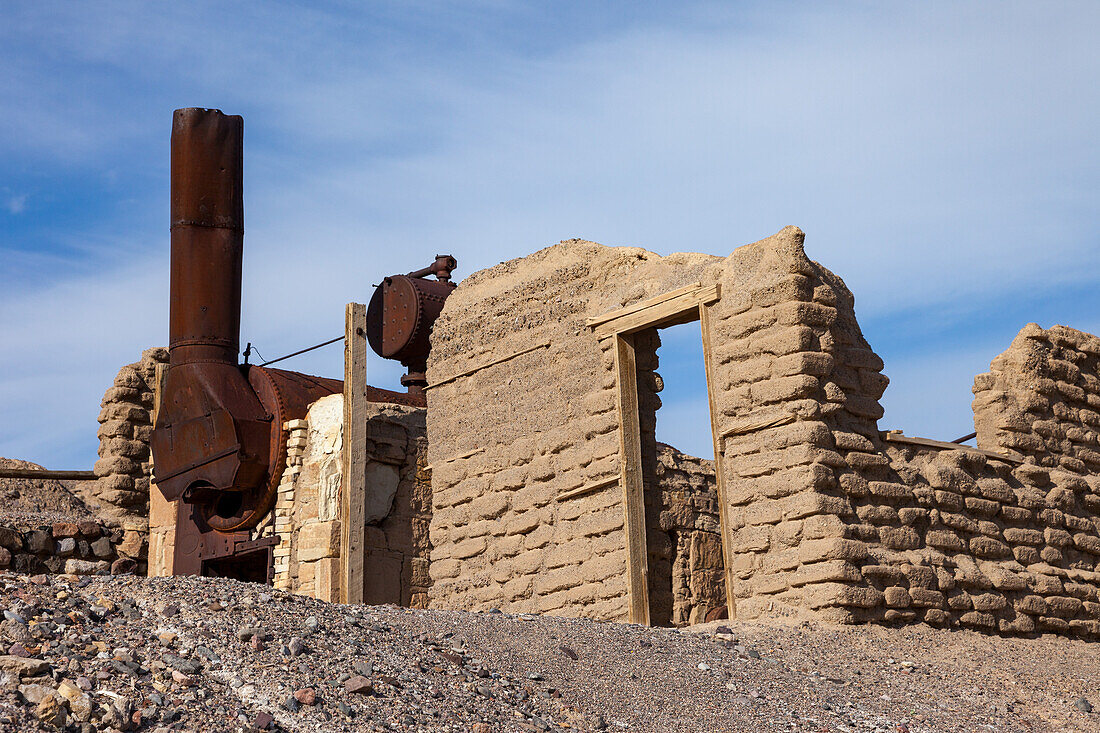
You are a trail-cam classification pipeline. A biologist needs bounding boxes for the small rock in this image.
[288,637,307,656]
[35,694,67,728]
[294,687,316,706]
[344,675,373,695]
[253,711,274,729]
[1077,697,1093,713]
[559,645,578,660]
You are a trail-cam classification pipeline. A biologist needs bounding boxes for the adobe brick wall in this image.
[88,347,170,570]
[974,324,1100,473]
[425,226,1100,637]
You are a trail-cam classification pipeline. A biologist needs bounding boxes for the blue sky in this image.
[1,1,1097,466]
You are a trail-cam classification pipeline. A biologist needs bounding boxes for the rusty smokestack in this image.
[153,108,271,516]
[169,108,244,366]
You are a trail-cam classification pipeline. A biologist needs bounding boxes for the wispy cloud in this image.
[5,194,27,214]
[1,1,1098,467]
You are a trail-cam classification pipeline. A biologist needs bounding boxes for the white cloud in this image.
[2,1,1099,467]
[5,194,26,214]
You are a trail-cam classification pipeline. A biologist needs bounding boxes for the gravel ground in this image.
[0,573,1097,732]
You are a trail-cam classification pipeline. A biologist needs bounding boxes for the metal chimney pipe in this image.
[169,108,244,367]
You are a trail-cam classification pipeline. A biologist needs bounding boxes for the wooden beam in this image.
[424,447,484,472]
[720,413,797,440]
[556,475,619,502]
[341,303,369,604]
[700,305,738,621]
[587,281,703,327]
[614,332,650,625]
[424,340,550,391]
[592,284,720,339]
[0,468,97,481]
[883,431,1023,464]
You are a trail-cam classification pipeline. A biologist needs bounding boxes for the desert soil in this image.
[0,459,96,529]
[0,573,1096,732]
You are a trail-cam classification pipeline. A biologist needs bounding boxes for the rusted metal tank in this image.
[366,255,457,393]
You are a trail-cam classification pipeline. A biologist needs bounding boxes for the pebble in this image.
[344,675,373,695]
[294,687,317,705]
[1076,696,1093,713]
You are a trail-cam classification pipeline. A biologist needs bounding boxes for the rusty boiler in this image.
[151,108,455,582]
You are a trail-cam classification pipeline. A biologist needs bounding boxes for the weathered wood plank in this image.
[720,413,797,440]
[424,447,484,472]
[883,431,1023,464]
[0,468,97,480]
[556,475,619,502]
[593,284,720,339]
[341,303,368,604]
[700,305,738,620]
[586,281,703,327]
[614,332,650,625]
[424,341,550,391]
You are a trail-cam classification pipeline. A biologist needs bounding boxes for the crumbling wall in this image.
[274,395,428,605]
[974,324,1100,473]
[425,226,1100,638]
[91,347,169,570]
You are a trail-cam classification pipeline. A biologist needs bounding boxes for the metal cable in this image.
[258,336,344,367]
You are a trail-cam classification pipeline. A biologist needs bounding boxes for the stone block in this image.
[297,521,341,562]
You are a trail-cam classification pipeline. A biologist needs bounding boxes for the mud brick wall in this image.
[426,238,720,619]
[425,226,1100,637]
[274,395,428,605]
[0,521,129,576]
[708,226,891,623]
[92,347,169,568]
[974,324,1100,474]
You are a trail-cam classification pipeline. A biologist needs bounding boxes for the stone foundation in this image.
[0,521,130,576]
[273,394,429,605]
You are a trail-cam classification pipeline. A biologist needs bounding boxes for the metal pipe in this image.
[169,108,244,367]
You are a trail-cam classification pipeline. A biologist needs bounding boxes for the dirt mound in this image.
[0,458,96,528]
[0,574,1096,732]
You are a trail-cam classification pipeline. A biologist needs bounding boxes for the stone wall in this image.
[654,446,725,626]
[273,394,428,605]
[0,521,130,576]
[91,347,169,570]
[426,237,720,620]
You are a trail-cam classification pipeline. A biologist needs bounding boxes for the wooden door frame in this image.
[589,282,736,624]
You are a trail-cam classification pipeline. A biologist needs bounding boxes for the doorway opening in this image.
[631,323,726,626]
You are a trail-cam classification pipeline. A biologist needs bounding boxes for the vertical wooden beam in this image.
[341,303,368,604]
[700,305,737,619]
[614,332,650,625]
[148,362,176,577]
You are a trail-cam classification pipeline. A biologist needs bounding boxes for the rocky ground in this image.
[0,459,96,529]
[0,574,1097,732]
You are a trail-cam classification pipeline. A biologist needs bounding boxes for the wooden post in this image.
[700,305,737,619]
[148,362,176,577]
[340,303,368,604]
[614,332,651,625]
